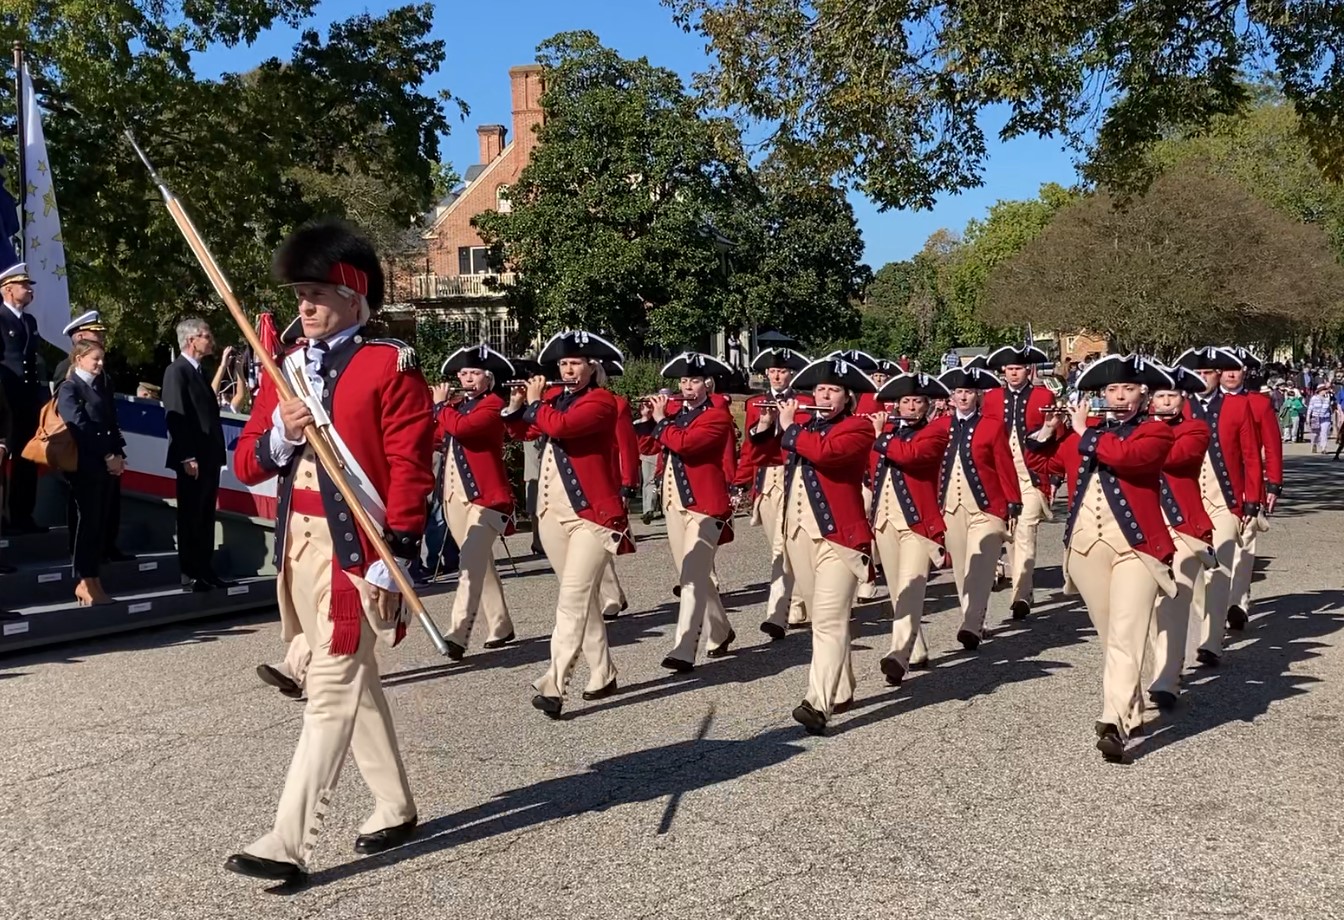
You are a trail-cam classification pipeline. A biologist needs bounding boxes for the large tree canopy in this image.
[665,0,1344,209]
[1,2,459,363]
[984,163,1344,352]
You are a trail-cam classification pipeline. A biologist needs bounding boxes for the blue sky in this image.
[193,0,1081,269]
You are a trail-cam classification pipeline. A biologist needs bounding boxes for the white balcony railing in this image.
[408,272,517,300]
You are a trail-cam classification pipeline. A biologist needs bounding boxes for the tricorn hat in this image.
[441,343,514,379]
[939,366,1001,391]
[602,359,624,377]
[1173,346,1243,372]
[877,372,952,401]
[964,353,990,372]
[537,329,624,364]
[661,352,735,379]
[824,349,879,372]
[872,359,902,376]
[1220,346,1263,371]
[792,357,877,393]
[62,310,105,338]
[1152,364,1206,395]
[1075,354,1174,391]
[750,348,810,372]
[273,219,385,312]
[986,344,1050,368]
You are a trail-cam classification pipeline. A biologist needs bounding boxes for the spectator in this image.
[210,344,251,413]
[57,340,125,606]
[1307,384,1334,453]
[162,317,230,592]
[1280,389,1304,442]
[135,383,161,401]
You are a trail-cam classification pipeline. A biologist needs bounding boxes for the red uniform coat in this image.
[870,418,950,544]
[1031,418,1176,564]
[1239,390,1284,497]
[658,394,737,483]
[1157,417,1213,544]
[981,383,1057,497]
[434,391,513,513]
[647,402,735,541]
[1184,391,1263,517]
[612,394,642,491]
[780,412,876,553]
[933,413,1023,521]
[503,384,634,553]
[235,337,434,653]
[734,390,815,491]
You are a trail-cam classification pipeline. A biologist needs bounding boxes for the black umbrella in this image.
[755,330,798,346]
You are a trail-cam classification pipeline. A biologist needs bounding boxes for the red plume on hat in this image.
[273,219,385,312]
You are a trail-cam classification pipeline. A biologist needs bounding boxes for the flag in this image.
[20,62,72,349]
[0,156,19,269]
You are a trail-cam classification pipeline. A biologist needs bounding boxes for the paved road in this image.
[2,447,1342,920]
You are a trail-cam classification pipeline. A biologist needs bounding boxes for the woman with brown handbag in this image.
[56,340,125,605]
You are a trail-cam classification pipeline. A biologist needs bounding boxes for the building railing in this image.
[408,272,518,300]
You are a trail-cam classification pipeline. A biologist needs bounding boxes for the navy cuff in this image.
[1266,482,1282,496]
[747,425,775,443]
[383,528,422,562]
[653,418,675,437]
[521,401,541,424]
[1078,429,1103,457]
[255,432,286,473]
[875,432,894,454]
[780,423,802,452]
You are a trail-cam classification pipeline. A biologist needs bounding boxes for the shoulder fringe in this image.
[368,338,418,372]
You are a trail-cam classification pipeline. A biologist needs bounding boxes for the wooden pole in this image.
[124,131,451,656]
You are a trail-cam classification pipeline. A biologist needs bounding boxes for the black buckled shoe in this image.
[445,640,467,661]
[256,664,303,700]
[705,629,736,658]
[879,656,907,687]
[532,694,563,718]
[1010,600,1030,621]
[354,816,418,855]
[791,700,827,736]
[482,632,515,650]
[661,656,695,674]
[1226,605,1248,631]
[956,629,981,651]
[759,622,786,641]
[581,678,618,701]
[1195,648,1221,668]
[1149,690,1179,712]
[224,852,303,883]
[1095,723,1125,763]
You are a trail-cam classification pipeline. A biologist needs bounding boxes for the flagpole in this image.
[12,41,25,257]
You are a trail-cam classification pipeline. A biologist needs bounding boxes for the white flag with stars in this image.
[20,62,72,349]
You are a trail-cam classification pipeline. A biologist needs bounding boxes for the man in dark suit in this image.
[0,263,47,533]
[162,317,228,591]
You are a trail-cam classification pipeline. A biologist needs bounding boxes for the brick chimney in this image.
[476,124,507,164]
[509,64,545,165]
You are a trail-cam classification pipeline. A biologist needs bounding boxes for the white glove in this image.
[365,557,411,594]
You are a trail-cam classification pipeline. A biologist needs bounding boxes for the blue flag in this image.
[0,155,18,268]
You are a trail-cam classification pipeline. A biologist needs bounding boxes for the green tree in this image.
[665,0,1344,209]
[1,2,460,362]
[984,162,1344,351]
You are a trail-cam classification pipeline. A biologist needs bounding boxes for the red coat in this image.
[871,419,950,543]
[734,391,815,490]
[611,395,641,490]
[1241,390,1284,496]
[1184,392,1263,517]
[1035,418,1176,564]
[661,394,737,483]
[649,402,735,532]
[933,413,1023,521]
[781,412,875,553]
[435,391,513,514]
[981,384,1057,497]
[1158,417,1213,543]
[503,385,634,553]
[236,339,435,574]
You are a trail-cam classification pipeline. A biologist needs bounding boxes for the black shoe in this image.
[581,678,618,701]
[224,852,303,883]
[908,659,930,671]
[956,629,981,651]
[1095,723,1125,763]
[705,629,736,658]
[190,579,215,593]
[1195,648,1221,668]
[602,600,629,622]
[256,664,303,700]
[832,699,853,715]
[1010,600,1030,621]
[879,656,907,687]
[661,656,695,674]
[354,816,418,855]
[532,694,563,718]
[445,640,466,661]
[205,574,236,589]
[482,632,515,650]
[786,620,811,630]
[1226,605,1248,631]
[1149,690,1179,712]
[759,622,786,641]
[791,700,827,736]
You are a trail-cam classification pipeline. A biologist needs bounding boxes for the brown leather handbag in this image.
[22,398,78,473]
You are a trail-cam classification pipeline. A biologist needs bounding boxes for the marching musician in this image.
[826,349,883,601]
[866,372,952,686]
[1220,347,1283,631]
[734,348,814,637]
[934,366,1021,651]
[598,359,637,622]
[1145,365,1213,711]
[639,353,737,670]
[982,342,1056,620]
[431,344,518,660]
[778,357,877,735]
[504,331,631,718]
[227,220,432,883]
[1027,355,1176,762]
[1173,348,1263,666]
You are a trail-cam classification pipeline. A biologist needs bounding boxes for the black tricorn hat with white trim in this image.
[965,354,990,372]
[824,349,879,372]
[1152,364,1206,395]
[939,366,1002,391]
[1173,346,1243,372]
[877,372,952,401]
[986,344,1050,368]
[1075,354,1174,391]
[1220,346,1262,371]
[538,329,624,363]
[661,352,735,379]
[792,357,877,393]
[872,359,902,376]
[750,347,810,371]
[441,343,514,379]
